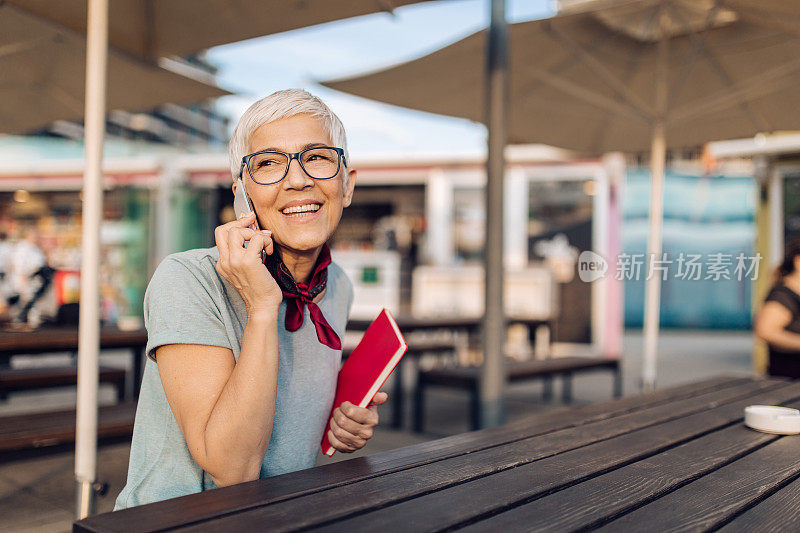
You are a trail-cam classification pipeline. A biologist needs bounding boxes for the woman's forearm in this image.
[202,311,280,486]
[758,328,800,352]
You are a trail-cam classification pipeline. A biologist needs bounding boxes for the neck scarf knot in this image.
[264,244,341,350]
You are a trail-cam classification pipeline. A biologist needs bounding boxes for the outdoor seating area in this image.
[0,327,146,462]
[0,331,757,531]
[2,0,800,531]
[0,317,569,462]
[414,356,621,432]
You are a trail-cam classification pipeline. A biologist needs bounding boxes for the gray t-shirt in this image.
[114,246,352,510]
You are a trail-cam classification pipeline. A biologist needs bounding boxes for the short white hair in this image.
[228,89,350,182]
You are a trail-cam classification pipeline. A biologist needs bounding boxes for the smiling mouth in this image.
[281,203,321,217]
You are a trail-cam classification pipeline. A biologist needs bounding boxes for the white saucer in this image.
[744,405,800,435]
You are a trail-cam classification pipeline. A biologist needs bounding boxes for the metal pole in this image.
[75,0,108,519]
[480,0,508,427]
[641,20,668,392]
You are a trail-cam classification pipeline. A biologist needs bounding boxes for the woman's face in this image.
[235,113,356,256]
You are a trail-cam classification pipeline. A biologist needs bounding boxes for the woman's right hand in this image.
[214,212,282,315]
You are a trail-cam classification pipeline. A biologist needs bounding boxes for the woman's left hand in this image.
[327,392,388,453]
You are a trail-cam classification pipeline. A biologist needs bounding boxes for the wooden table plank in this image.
[166,380,796,532]
[717,474,800,532]
[298,381,800,533]
[593,435,800,532]
[71,376,757,533]
[460,416,793,531]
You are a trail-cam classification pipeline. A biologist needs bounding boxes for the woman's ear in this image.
[343,169,357,208]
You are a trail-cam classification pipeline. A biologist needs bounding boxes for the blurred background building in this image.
[0,136,763,354]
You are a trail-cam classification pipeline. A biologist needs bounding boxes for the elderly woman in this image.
[115,89,385,509]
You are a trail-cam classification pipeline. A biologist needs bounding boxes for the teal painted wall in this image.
[623,170,756,329]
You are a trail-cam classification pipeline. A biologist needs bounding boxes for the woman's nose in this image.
[283,158,314,189]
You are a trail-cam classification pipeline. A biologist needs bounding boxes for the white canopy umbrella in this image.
[324,0,800,392]
[0,4,229,134]
[9,0,430,61]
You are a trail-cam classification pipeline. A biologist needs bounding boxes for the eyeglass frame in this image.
[238,146,347,185]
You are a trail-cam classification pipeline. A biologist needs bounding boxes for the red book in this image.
[321,309,408,456]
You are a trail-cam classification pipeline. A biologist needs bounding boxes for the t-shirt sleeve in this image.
[765,286,800,317]
[143,256,232,362]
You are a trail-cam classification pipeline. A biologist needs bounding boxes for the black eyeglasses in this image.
[239,146,346,185]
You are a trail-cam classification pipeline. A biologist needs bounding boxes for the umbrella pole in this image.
[642,23,669,392]
[480,0,508,427]
[75,0,108,519]
[642,120,666,391]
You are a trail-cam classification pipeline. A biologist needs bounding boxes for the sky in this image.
[206,0,554,159]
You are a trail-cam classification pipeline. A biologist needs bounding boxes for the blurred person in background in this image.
[0,232,12,319]
[10,229,45,298]
[115,89,386,509]
[755,239,800,378]
[18,262,55,327]
[7,230,50,325]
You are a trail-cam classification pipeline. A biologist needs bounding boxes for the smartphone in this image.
[233,177,260,231]
[233,178,268,260]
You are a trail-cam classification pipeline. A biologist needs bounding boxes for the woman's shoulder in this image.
[161,246,219,268]
[153,247,219,279]
[767,283,800,298]
[143,247,232,361]
[147,247,223,299]
[766,283,800,314]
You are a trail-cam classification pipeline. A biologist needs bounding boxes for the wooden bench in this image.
[0,327,148,398]
[0,366,127,402]
[0,401,137,456]
[414,356,621,432]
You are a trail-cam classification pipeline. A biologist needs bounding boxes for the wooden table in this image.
[74,375,800,532]
[0,327,148,398]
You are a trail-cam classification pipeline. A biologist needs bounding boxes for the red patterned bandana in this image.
[264,243,341,350]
